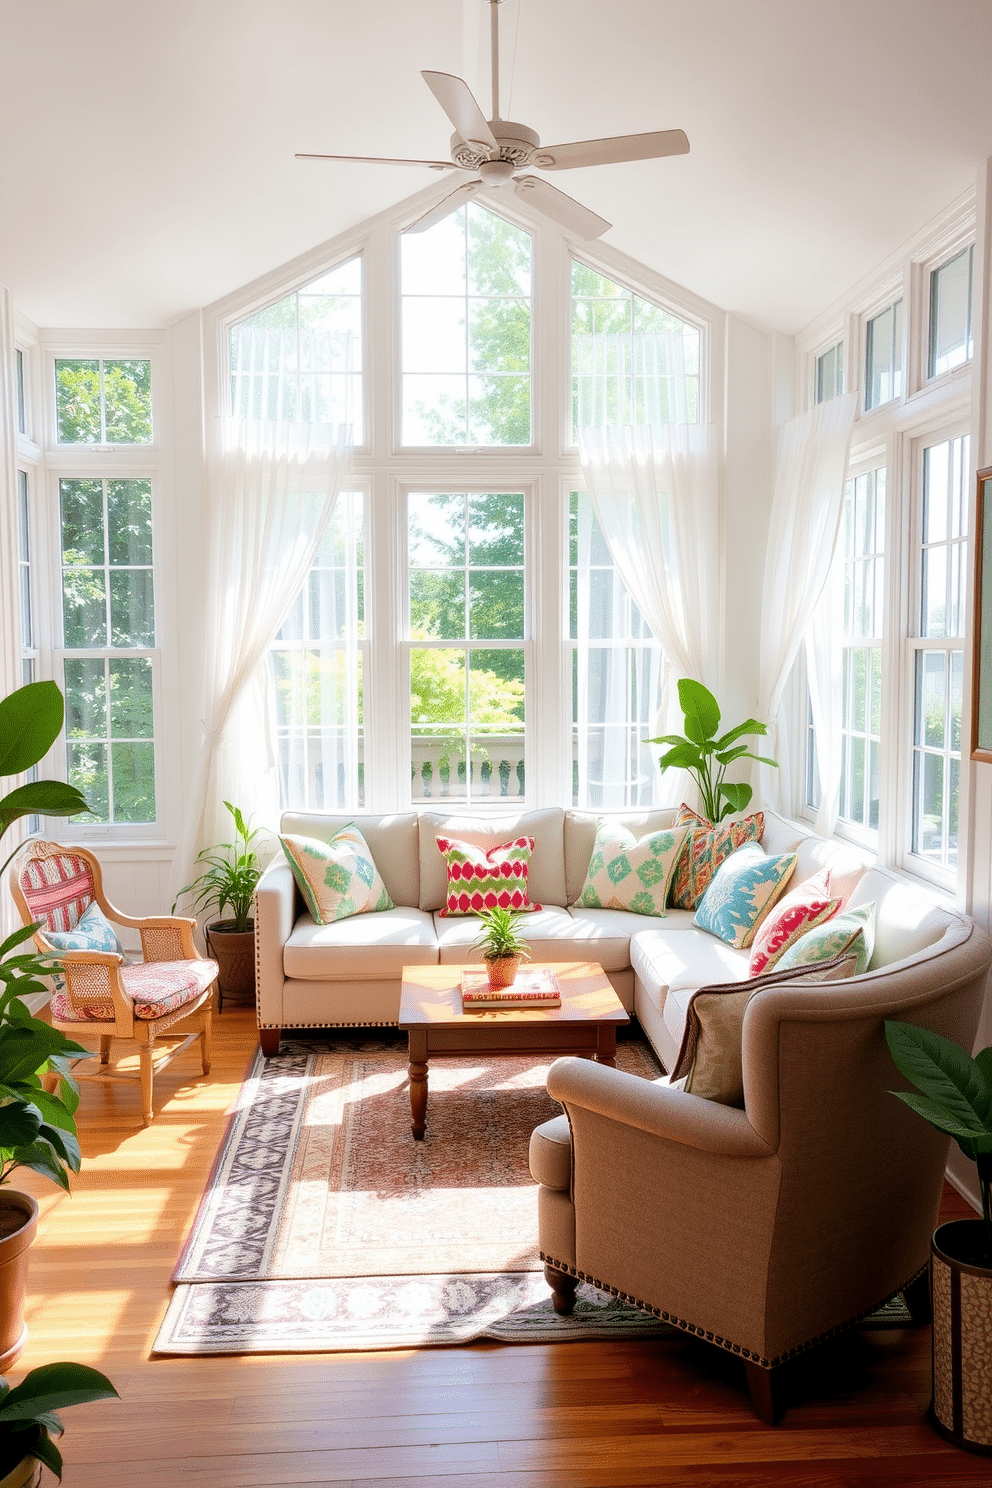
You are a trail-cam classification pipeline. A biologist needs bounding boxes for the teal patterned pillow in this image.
[576,821,689,916]
[692,843,797,949]
[776,900,876,976]
[47,901,124,956]
[280,826,394,925]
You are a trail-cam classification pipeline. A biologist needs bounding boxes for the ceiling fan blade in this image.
[421,71,498,154]
[406,181,481,233]
[512,176,611,240]
[296,152,453,170]
[529,129,690,171]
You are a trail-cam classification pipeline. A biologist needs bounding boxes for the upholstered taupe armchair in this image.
[530,920,992,1422]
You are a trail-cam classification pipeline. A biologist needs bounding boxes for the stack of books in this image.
[460,967,562,1010]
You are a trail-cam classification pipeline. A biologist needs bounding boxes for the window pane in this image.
[109,570,155,647]
[64,659,107,739]
[111,741,156,822]
[17,470,32,651]
[816,341,843,403]
[571,261,699,434]
[921,436,969,639]
[55,359,101,443]
[109,658,154,738]
[107,480,153,565]
[929,245,974,377]
[63,569,107,649]
[67,741,109,822]
[865,299,903,410]
[103,360,153,443]
[402,206,532,447]
[231,256,363,440]
[60,478,105,565]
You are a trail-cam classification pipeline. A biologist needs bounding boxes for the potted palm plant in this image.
[172,802,262,1006]
[649,677,778,821]
[0,681,93,1369]
[885,1020,992,1455]
[0,1361,118,1486]
[471,906,532,988]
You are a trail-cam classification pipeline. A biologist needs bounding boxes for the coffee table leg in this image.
[408,1029,429,1139]
[596,1025,617,1067]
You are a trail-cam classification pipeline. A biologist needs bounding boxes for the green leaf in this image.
[0,1362,117,1422]
[0,1103,43,1149]
[646,733,690,749]
[0,924,42,959]
[0,781,92,836]
[35,1124,81,1172]
[718,782,753,814]
[659,742,702,772]
[885,1021,992,1134]
[714,745,749,766]
[677,678,721,744]
[5,1142,72,1191]
[0,1027,84,1086]
[0,682,64,779]
[712,718,768,750]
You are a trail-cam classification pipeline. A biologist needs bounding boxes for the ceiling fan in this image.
[296,0,689,241]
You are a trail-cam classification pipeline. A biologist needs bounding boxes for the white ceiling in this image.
[3,0,991,334]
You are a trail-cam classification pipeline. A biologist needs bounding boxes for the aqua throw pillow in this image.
[46,901,124,956]
[280,826,394,925]
[576,820,689,916]
[692,843,797,949]
[775,900,876,976]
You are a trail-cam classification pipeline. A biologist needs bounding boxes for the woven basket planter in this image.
[206,922,256,1008]
[931,1219,992,1454]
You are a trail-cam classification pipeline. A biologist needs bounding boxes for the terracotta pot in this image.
[485,954,521,989]
[206,921,256,1009]
[0,1456,41,1488]
[930,1218,992,1454]
[0,1192,38,1374]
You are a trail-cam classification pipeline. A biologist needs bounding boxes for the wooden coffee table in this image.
[398,961,629,1139]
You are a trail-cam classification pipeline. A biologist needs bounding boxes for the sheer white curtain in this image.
[170,417,351,898]
[757,392,857,818]
[577,336,720,806]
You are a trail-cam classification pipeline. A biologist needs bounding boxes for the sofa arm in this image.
[254,858,297,1025]
[545,1057,775,1160]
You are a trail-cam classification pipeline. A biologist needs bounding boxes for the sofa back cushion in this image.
[564,809,677,906]
[845,867,961,968]
[419,808,566,912]
[280,812,420,910]
[758,810,871,907]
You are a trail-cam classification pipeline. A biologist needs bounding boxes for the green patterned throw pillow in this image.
[575,820,689,916]
[280,826,394,925]
[775,900,876,976]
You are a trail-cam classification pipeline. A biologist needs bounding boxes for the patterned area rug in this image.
[155,1033,677,1353]
[154,1033,914,1356]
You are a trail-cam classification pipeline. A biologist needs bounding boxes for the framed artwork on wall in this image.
[971,465,992,761]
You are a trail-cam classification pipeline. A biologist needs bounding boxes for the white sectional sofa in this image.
[254,804,977,1066]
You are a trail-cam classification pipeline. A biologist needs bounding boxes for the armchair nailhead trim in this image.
[538,1252,925,1370]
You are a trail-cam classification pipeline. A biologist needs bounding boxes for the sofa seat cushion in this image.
[283,908,439,980]
[559,907,691,972]
[631,925,750,1047]
[435,905,592,964]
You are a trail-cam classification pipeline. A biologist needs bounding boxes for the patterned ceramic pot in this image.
[931,1219,992,1454]
[485,954,520,989]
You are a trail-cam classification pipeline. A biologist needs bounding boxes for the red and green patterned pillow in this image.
[747,870,842,976]
[668,804,765,911]
[436,835,540,917]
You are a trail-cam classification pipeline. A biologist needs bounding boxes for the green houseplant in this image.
[885,1020,992,1454]
[172,802,262,1006]
[649,677,778,822]
[471,906,532,988]
[0,682,94,1368]
[0,1361,118,1486]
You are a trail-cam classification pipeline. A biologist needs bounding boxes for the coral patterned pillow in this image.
[668,804,765,910]
[436,835,540,916]
[747,870,841,976]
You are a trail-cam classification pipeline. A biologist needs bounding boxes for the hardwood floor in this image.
[12,1003,988,1487]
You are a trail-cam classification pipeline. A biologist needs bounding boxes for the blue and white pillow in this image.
[692,843,798,949]
[46,901,124,957]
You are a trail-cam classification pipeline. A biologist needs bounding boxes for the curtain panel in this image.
[757,392,857,823]
[170,418,351,901]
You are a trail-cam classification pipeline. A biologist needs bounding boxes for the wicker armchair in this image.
[9,840,216,1126]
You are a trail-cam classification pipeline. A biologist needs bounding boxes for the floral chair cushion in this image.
[51,958,217,1023]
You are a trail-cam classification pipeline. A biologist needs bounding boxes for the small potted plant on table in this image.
[471,906,532,989]
[172,802,261,1009]
[885,1020,992,1455]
